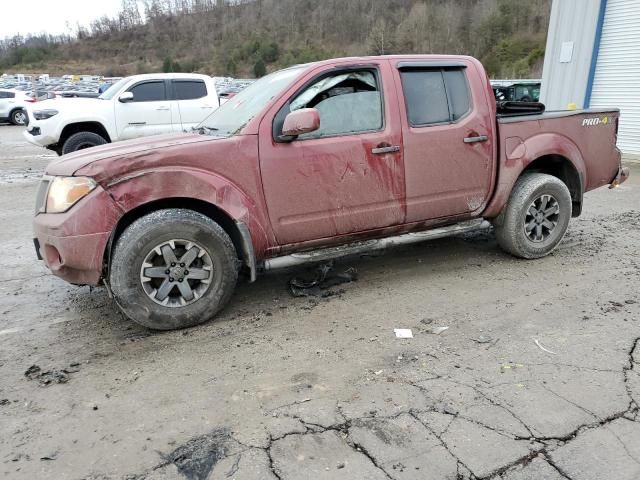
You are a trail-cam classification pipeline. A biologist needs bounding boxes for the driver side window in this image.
[128,81,166,102]
[290,70,383,140]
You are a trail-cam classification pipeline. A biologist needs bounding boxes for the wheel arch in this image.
[521,154,583,217]
[104,197,257,284]
[484,133,587,218]
[59,122,111,148]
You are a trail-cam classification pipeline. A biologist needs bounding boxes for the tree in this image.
[162,56,173,72]
[367,19,395,56]
[253,57,266,77]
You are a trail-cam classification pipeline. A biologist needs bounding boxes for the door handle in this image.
[371,145,401,154]
[463,135,488,144]
[156,106,170,111]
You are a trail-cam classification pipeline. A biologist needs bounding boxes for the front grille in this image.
[35,178,50,214]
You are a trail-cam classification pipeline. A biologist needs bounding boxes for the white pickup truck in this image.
[24,73,220,155]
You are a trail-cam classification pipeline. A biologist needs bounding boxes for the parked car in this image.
[491,80,542,102]
[216,78,255,105]
[0,89,29,125]
[23,73,221,155]
[32,55,628,330]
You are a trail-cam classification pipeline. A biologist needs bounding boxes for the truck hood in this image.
[46,133,227,179]
[30,97,106,113]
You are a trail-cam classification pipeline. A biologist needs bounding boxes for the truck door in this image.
[391,60,495,222]
[115,80,173,140]
[259,61,405,245]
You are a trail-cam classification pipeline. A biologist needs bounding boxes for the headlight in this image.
[46,176,97,213]
[33,109,59,120]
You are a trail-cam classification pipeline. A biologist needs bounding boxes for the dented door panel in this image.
[258,60,406,245]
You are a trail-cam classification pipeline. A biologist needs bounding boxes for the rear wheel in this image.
[110,209,239,330]
[61,131,107,154]
[10,109,27,126]
[494,173,572,259]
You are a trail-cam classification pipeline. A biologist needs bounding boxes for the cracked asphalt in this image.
[0,125,639,480]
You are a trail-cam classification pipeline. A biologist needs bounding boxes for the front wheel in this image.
[110,209,239,330]
[61,131,107,154]
[494,173,572,259]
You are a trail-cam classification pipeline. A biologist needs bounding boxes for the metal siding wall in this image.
[590,0,640,154]
[540,0,601,110]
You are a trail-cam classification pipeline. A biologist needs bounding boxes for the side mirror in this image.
[118,92,134,103]
[281,108,320,139]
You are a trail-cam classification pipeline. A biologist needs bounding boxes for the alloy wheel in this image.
[140,239,213,307]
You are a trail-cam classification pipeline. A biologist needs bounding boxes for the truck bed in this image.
[496,108,621,193]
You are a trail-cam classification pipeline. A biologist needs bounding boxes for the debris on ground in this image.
[0,398,10,406]
[160,429,229,480]
[24,363,81,386]
[40,452,58,461]
[534,338,558,355]
[472,335,493,344]
[394,329,414,338]
[288,263,358,297]
[426,326,449,335]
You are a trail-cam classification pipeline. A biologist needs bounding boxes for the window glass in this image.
[173,80,207,100]
[401,68,471,126]
[443,69,470,120]
[129,81,166,102]
[401,70,449,126]
[99,77,129,100]
[291,70,383,139]
[199,66,305,136]
[0,91,15,99]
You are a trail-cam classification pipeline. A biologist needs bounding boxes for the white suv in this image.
[24,73,220,155]
[0,90,29,125]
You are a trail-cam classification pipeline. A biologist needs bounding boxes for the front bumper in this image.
[609,165,630,189]
[33,185,123,286]
[23,120,58,147]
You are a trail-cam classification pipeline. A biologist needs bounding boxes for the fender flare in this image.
[484,133,587,218]
[103,167,271,282]
[58,118,115,144]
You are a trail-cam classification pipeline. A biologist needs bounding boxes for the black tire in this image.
[493,173,572,259]
[61,131,107,154]
[10,109,27,126]
[110,209,239,330]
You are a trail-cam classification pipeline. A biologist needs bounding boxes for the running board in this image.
[263,219,491,271]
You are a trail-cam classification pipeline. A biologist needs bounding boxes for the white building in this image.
[541,0,640,155]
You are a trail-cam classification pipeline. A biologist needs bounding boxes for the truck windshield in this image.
[99,78,130,100]
[198,66,306,136]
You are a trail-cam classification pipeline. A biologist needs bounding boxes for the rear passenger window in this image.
[401,71,449,125]
[400,68,471,126]
[173,80,207,100]
[443,70,470,120]
[129,81,166,102]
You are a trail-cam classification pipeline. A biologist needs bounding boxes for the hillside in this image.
[0,0,551,78]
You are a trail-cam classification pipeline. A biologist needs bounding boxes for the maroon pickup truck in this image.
[33,55,629,330]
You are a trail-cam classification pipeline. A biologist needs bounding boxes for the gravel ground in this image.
[0,124,639,480]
